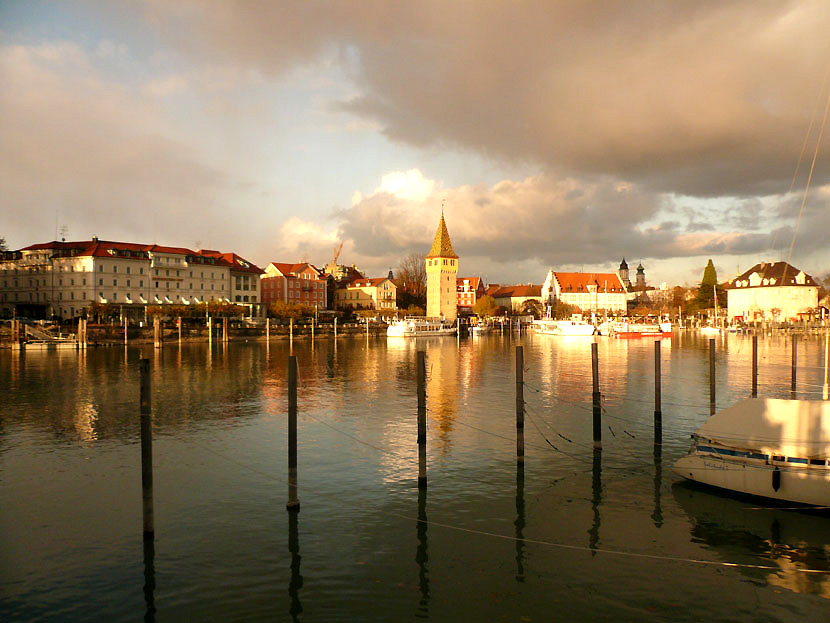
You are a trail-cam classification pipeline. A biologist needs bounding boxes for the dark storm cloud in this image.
[148,0,830,197]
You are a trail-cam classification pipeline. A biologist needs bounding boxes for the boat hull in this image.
[673,454,830,507]
[387,320,457,337]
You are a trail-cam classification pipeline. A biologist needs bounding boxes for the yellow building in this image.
[726,261,819,322]
[425,214,458,322]
[334,277,397,311]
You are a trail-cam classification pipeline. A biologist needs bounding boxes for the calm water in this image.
[1,331,829,622]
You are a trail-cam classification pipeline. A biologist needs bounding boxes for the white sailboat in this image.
[673,398,830,506]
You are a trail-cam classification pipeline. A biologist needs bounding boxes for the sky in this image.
[2,0,830,287]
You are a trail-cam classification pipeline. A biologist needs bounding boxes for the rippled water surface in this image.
[2,331,829,622]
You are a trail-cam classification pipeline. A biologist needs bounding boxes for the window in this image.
[99,265,103,272]
[99,278,103,286]
[127,280,131,287]
[126,267,131,274]
[113,266,117,273]
[155,281,159,288]
[83,278,86,285]
[139,280,143,287]
[113,279,117,286]
[140,268,144,275]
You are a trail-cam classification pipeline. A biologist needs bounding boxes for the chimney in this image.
[92,235,98,242]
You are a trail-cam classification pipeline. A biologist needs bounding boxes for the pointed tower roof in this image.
[425,213,458,259]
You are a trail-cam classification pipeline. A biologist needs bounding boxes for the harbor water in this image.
[1,331,829,621]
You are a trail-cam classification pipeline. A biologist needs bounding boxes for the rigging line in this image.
[770,66,830,256]
[386,511,830,575]
[785,88,830,270]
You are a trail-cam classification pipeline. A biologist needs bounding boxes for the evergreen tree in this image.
[694,259,726,310]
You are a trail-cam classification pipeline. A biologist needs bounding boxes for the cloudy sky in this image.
[2,0,829,286]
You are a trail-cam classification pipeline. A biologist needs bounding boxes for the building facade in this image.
[261,262,327,309]
[0,239,262,319]
[491,285,542,312]
[425,214,458,322]
[334,277,397,312]
[725,261,820,322]
[542,270,627,314]
[456,276,486,313]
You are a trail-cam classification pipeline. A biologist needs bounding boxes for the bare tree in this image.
[0,237,6,252]
[397,252,427,301]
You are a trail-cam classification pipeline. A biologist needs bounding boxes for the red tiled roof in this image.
[196,250,264,274]
[350,277,392,288]
[555,272,625,293]
[456,276,482,288]
[492,285,542,298]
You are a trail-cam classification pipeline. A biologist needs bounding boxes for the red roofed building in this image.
[542,269,627,314]
[0,238,262,319]
[456,277,486,312]
[490,284,543,312]
[261,262,327,309]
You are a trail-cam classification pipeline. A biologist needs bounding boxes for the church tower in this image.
[425,212,458,322]
[618,258,631,289]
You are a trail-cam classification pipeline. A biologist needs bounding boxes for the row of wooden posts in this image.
[136,332,829,537]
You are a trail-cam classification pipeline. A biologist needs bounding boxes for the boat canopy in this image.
[695,398,830,459]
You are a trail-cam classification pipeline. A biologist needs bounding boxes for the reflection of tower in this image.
[426,212,458,322]
[618,258,631,289]
[636,263,646,288]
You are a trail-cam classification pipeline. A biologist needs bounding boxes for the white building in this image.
[0,239,262,320]
[725,261,820,322]
[542,269,628,314]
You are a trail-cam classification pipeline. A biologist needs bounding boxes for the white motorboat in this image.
[533,319,596,336]
[699,325,721,337]
[469,324,492,336]
[606,320,672,338]
[387,318,457,337]
[673,398,830,507]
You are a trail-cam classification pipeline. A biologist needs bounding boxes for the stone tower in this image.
[425,213,458,322]
[618,258,631,289]
[636,263,646,288]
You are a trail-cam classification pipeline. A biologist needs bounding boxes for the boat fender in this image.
[772,466,781,492]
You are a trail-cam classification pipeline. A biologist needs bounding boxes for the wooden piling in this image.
[709,338,716,415]
[153,316,162,349]
[791,334,797,397]
[311,318,314,341]
[287,354,300,511]
[515,346,525,463]
[417,350,427,488]
[266,318,270,341]
[139,359,154,538]
[334,317,338,339]
[653,340,662,426]
[124,317,128,346]
[178,317,181,345]
[208,317,212,347]
[823,329,829,401]
[223,317,228,343]
[290,318,294,346]
[752,334,758,397]
[591,342,601,449]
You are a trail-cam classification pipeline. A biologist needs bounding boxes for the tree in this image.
[268,301,313,320]
[549,299,577,319]
[473,295,496,317]
[0,237,6,252]
[396,253,427,308]
[520,299,543,319]
[691,259,726,312]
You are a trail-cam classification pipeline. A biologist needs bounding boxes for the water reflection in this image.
[515,462,526,582]
[415,487,429,618]
[589,449,602,553]
[288,509,303,621]
[673,483,830,598]
[143,538,156,623]
[652,424,663,528]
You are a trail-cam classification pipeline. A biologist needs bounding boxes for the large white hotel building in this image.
[0,238,263,320]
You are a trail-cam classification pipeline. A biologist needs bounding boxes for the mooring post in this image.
[591,342,601,449]
[823,329,829,400]
[516,346,525,463]
[266,317,270,341]
[223,317,228,343]
[791,334,797,397]
[334,317,338,339]
[207,317,212,347]
[287,354,300,511]
[654,340,662,427]
[178,317,181,345]
[417,350,427,488]
[311,318,314,341]
[709,338,716,415]
[290,317,294,346]
[752,334,758,397]
[124,317,128,346]
[153,316,161,349]
[139,359,154,538]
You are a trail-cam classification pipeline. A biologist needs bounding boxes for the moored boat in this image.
[699,325,722,337]
[469,323,492,336]
[533,319,596,336]
[673,398,830,507]
[607,320,672,338]
[387,318,457,337]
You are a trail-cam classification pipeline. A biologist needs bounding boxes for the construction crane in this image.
[332,241,343,266]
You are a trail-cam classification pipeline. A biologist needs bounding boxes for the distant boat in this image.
[699,325,721,337]
[606,320,672,338]
[533,319,596,336]
[387,318,457,337]
[469,323,492,336]
[673,398,830,507]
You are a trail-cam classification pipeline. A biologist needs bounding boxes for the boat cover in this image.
[695,398,830,459]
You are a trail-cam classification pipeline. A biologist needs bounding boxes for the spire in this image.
[425,212,458,258]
